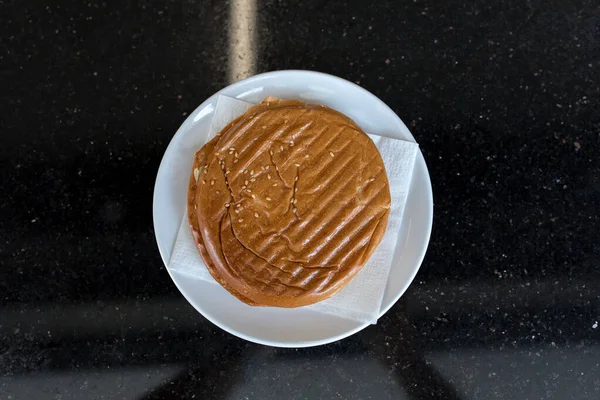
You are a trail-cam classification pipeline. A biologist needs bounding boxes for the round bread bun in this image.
[188,98,391,307]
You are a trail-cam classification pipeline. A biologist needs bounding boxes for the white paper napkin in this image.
[169,95,418,324]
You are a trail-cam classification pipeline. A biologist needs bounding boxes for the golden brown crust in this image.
[187,98,391,307]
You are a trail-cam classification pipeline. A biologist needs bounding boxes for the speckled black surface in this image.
[1,0,599,399]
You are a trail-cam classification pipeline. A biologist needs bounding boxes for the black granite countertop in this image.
[1,0,599,399]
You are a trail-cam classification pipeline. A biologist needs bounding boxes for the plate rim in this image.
[153,70,433,347]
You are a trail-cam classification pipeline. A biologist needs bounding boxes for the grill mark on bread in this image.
[228,224,296,277]
[251,153,387,275]
[296,127,356,190]
[238,150,360,270]
[236,134,363,268]
[301,183,390,262]
[314,207,386,267]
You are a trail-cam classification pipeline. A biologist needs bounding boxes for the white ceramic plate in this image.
[153,70,433,347]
